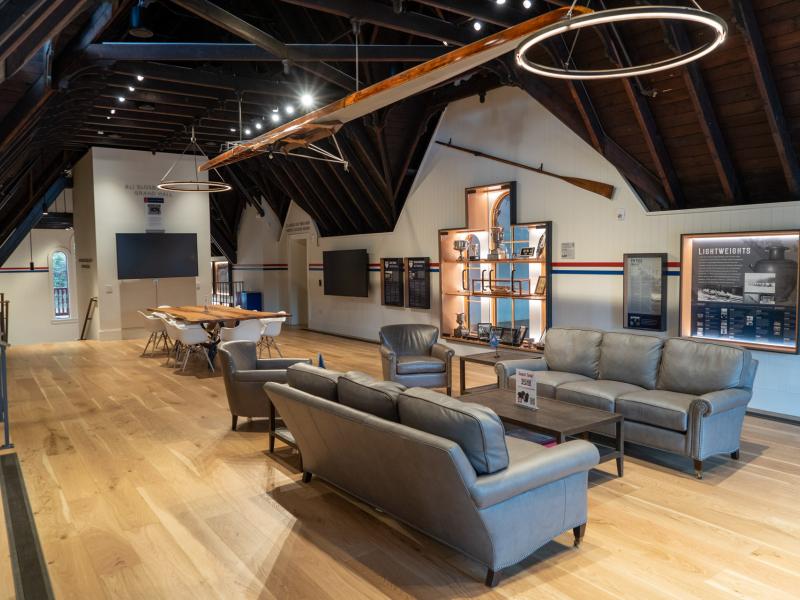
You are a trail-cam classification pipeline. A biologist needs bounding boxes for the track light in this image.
[270,113,280,123]
[230,127,236,133]
[110,109,116,114]
[136,75,144,82]
[473,21,483,31]
[523,0,532,8]
[496,0,505,4]
[97,130,104,135]
[244,128,251,136]
[255,122,262,130]
[443,41,448,46]
[300,93,314,108]
[128,85,135,92]
[117,97,125,102]
[285,104,295,115]
[106,116,111,120]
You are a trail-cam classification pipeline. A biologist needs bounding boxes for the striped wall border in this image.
[0,267,48,274]
[308,262,441,273]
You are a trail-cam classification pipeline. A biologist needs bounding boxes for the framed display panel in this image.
[623,253,667,331]
[381,258,404,307]
[406,257,431,309]
[438,181,551,352]
[680,231,800,354]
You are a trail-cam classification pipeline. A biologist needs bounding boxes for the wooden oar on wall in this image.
[436,140,615,200]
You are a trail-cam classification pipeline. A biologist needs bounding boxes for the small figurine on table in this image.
[489,331,500,358]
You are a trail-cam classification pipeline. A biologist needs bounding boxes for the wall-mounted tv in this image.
[323,249,369,297]
[116,233,199,280]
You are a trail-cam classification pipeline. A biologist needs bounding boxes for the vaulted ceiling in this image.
[1,0,799,264]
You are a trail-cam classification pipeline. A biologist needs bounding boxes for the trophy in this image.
[488,226,507,260]
[452,239,468,262]
[454,312,468,337]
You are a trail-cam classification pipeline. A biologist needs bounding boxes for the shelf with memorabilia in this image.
[438,181,552,352]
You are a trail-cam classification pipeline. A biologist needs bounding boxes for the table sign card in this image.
[515,369,539,410]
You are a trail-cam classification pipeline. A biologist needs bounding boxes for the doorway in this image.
[288,238,308,327]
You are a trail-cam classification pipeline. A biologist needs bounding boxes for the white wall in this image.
[74,147,212,340]
[0,229,80,345]
[236,86,800,418]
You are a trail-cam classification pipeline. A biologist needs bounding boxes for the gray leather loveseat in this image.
[495,328,758,478]
[265,364,599,587]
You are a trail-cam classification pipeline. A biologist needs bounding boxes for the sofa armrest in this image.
[236,369,293,383]
[256,357,311,371]
[380,345,396,380]
[468,440,599,509]
[695,388,752,416]
[431,342,454,363]
[494,357,548,389]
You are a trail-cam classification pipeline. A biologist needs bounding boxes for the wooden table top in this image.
[465,388,621,437]
[148,305,290,324]
[461,349,541,366]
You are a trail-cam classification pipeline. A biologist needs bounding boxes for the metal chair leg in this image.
[203,347,215,372]
[273,339,283,358]
[142,332,154,356]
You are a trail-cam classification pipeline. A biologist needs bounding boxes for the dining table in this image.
[148,305,292,366]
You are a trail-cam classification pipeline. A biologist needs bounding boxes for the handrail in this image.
[0,340,12,449]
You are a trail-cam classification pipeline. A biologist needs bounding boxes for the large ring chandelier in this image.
[515,5,727,80]
[158,126,232,193]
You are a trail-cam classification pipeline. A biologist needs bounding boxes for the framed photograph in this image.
[520,247,534,256]
[513,325,528,346]
[623,253,667,331]
[534,276,547,296]
[477,322,492,341]
[500,327,515,345]
[680,230,800,354]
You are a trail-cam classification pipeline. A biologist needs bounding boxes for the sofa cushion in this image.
[287,363,342,401]
[557,379,644,412]
[396,355,445,375]
[616,389,700,432]
[657,338,751,396]
[533,371,591,399]
[599,332,664,389]
[337,371,406,421]
[397,387,509,475]
[544,328,603,379]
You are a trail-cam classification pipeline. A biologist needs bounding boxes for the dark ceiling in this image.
[1,0,799,264]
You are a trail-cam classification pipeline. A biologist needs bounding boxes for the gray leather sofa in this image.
[379,324,454,394]
[495,328,758,477]
[265,365,599,587]
[218,341,310,431]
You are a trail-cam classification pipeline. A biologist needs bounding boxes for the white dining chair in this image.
[172,323,214,372]
[219,319,262,343]
[258,312,286,358]
[139,310,170,356]
[161,318,183,367]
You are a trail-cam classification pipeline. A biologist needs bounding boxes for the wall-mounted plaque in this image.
[624,253,667,331]
[406,257,431,309]
[680,230,800,353]
[381,258,404,307]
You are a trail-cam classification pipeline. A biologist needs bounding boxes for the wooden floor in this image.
[2,329,800,599]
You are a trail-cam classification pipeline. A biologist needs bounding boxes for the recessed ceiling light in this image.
[255,122,262,130]
[128,86,135,92]
[230,127,236,133]
[118,97,125,102]
[136,75,144,82]
[496,0,505,4]
[300,93,314,108]
[523,0,532,8]
[97,130,104,135]
[244,128,251,135]
[270,113,280,123]
[106,116,111,120]
[473,21,483,31]
[285,104,295,115]
[110,108,116,114]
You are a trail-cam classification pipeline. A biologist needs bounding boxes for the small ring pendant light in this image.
[158,126,232,193]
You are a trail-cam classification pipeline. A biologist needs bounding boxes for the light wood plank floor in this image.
[4,329,800,599]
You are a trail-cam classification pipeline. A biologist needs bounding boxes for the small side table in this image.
[459,349,542,395]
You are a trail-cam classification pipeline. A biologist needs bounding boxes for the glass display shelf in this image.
[444,291,546,299]
[442,257,546,264]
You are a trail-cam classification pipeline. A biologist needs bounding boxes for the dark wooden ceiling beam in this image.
[412,0,529,27]
[323,156,382,228]
[86,42,448,62]
[301,160,361,232]
[731,0,800,198]
[283,158,350,233]
[222,165,266,217]
[167,0,356,91]
[277,0,471,45]
[667,24,741,204]
[269,157,335,233]
[337,133,394,228]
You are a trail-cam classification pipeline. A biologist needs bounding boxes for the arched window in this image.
[51,250,71,319]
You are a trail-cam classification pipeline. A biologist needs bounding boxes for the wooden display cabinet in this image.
[438,182,552,352]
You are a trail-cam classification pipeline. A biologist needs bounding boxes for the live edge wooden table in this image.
[459,349,542,395]
[466,388,624,477]
[147,305,290,324]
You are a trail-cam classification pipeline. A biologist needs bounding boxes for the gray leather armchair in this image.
[218,341,310,430]
[379,324,454,394]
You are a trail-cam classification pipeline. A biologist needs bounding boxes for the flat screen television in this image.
[116,233,199,279]
[323,249,369,297]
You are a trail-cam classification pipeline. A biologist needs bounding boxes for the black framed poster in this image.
[680,230,800,353]
[406,257,431,309]
[381,258,404,307]
[623,253,667,331]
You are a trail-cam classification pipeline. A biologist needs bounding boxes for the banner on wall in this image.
[680,231,800,353]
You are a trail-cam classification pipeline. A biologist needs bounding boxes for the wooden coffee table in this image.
[459,349,542,394]
[466,388,624,477]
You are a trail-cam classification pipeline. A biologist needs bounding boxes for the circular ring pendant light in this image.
[515,6,727,80]
[158,126,232,193]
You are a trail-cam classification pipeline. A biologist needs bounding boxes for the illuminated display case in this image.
[438,182,552,351]
[679,230,800,354]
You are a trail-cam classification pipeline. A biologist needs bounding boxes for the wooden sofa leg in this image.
[231,415,238,431]
[573,523,586,547]
[730,449,740,460]
[485,568,500,587]
[302,472,312,484]
[693,459,703,479]
[446,386,452,396]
